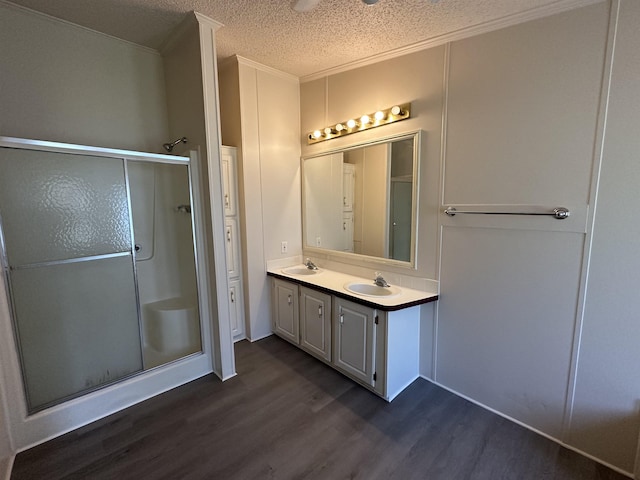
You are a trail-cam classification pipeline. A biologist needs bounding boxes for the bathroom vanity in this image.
[268,267,437,401]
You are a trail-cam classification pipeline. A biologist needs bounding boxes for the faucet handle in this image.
[374,272,390,287]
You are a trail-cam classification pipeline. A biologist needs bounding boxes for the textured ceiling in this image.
[7,0,599,77]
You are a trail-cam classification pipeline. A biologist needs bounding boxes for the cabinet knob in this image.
[230,290,235,303]
[339,313,344,324]
[225,194,229,207]
[227,228,231,242]
[318,305,322,317]
[287,294,292,306]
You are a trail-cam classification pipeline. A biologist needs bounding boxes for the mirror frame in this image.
[301,129,422,269]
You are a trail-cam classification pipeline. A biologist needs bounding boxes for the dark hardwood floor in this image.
[12,336,629,480]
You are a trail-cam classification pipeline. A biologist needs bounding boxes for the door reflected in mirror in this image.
[303,131,420,266]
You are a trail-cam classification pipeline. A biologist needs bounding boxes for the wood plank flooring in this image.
[11,336,629,480]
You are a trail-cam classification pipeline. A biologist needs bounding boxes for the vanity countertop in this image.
[267,266,438,311]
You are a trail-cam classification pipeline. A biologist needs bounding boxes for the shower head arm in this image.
[163,136,188,152]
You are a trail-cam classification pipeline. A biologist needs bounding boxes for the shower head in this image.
[163,136,187,152]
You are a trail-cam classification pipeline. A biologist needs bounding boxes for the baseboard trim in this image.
[247,332,274,343]
[219,372,238,382]
[419,375,633,479]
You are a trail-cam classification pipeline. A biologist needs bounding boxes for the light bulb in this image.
[336,123,345,132]
[374,110,385,121]
[360,114,371,125]
[312,130,322,139]
[346,119,357,129]
[391,105,403,116]
[324,127,333,136]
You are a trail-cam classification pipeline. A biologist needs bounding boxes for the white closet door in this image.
[224,217,240,278]
[221,148,237,217]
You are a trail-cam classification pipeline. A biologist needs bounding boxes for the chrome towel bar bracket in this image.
[444,206,570,220]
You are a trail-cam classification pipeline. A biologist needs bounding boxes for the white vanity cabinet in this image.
[333,297,377,389]
[271,279,332,362]
[270,274,424,401]
[299,286,332,362]
[333,297,421,400]
[272,278,300,344]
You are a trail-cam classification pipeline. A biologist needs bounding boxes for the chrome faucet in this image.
[374,272,390,287]
[305,258,318,270]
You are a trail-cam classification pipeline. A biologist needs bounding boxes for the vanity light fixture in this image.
[307,102,411,144]
[391,105,404,116]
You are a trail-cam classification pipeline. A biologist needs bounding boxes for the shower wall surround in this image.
[0,138,203,412]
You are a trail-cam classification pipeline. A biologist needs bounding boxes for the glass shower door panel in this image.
[0,147,131,266]
[10,255,143,410]
[132,162,202,368]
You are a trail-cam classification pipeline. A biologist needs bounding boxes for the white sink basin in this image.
[344,282,400,298]
[282,266,321,276]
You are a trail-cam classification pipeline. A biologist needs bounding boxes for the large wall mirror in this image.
[302,131,421,267]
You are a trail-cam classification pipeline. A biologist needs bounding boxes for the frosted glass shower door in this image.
[130,161,202,369]
[0,147,143,411]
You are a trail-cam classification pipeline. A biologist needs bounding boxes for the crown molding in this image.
[300,0,604,83]
[0,0,160,56]
[194,11,224,31]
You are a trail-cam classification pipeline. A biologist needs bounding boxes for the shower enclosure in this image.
[0,138,204,413]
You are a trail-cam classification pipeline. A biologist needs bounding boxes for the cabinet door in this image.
[343,163,355,212]
[299,287,331,362]
[272,279,299,344]
[225,217,240,278]
[342,212,354,252]
[333,298,376,386]
[221,147,237,217]
[229,278,245,341]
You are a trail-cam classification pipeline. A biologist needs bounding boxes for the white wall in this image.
[570,0,640,472]
[218,57,301,341]
[0,2,169,152]
[438,0,607,444]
